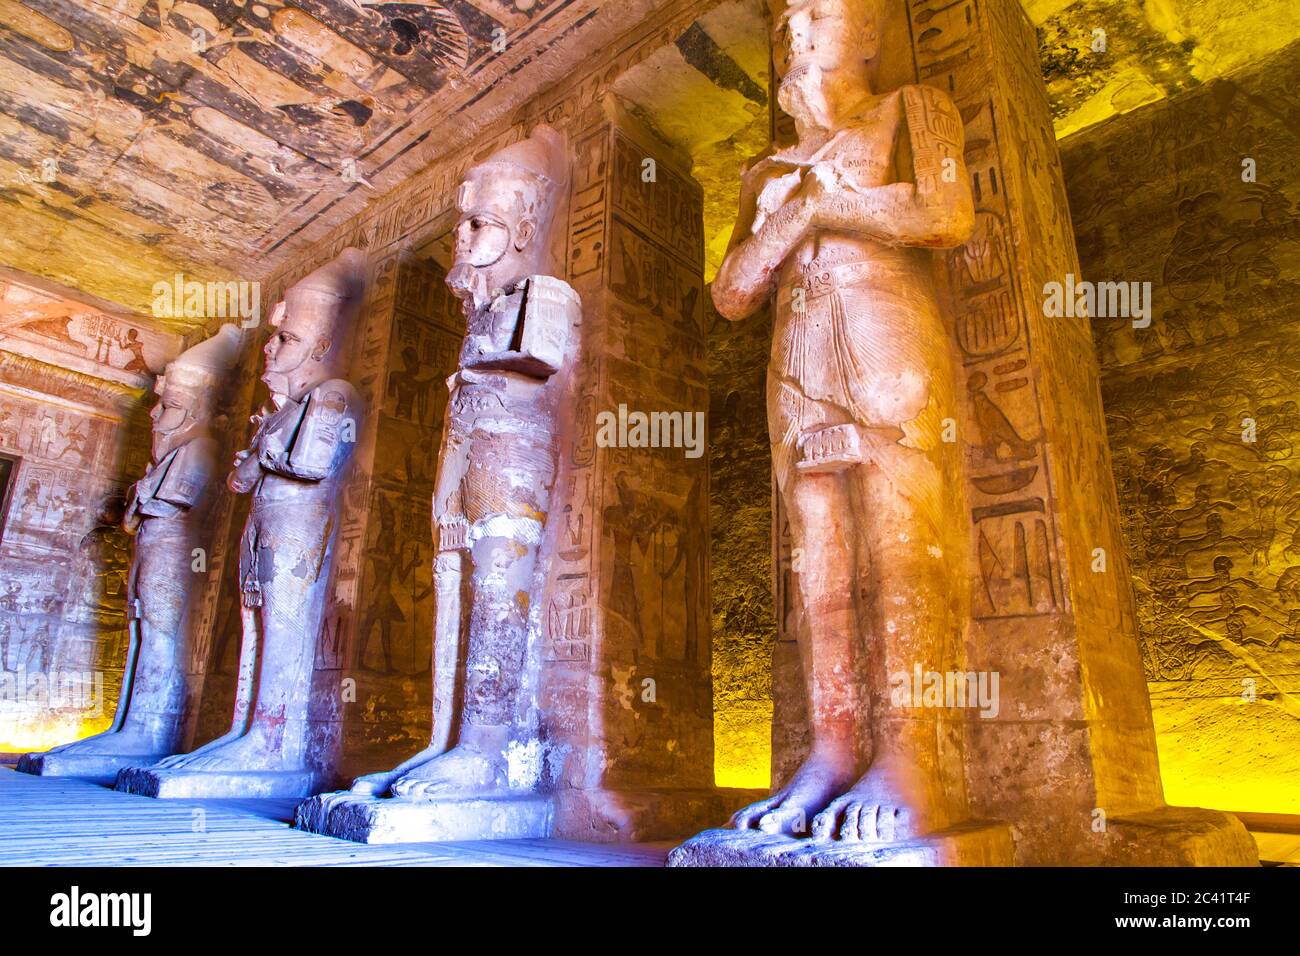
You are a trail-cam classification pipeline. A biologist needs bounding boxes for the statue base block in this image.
[17,751,172,786]
[1104,806,1258,866]
[294,791,554,843]
[115,766,320,799]
[667,821,1016,867]
[554,788,737,842]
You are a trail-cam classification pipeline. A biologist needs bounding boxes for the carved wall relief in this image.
[1064,41,1300,816]
[0,341,162,753]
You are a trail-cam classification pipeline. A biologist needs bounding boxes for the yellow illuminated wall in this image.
[1064,40,1300,816]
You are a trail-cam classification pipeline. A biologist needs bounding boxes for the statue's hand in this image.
[228,449,260,493]
[753,169,805,235]
[797,162,841,226]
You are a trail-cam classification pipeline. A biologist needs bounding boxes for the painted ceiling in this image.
[0,0,1296,329]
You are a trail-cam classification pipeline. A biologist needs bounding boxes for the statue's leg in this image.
[811,439,969,843]
[731,467,868,836]
[240,509,333,770]
[170,507,331,772]
[115,537,189,752]
[349,551,466,796]
[152,525,263,768]
[51,530,188,757]
[390,522,540,800]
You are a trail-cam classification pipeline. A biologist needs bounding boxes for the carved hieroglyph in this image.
[117,250,365,799]
[17,324,240,780]
[298,127,579,840]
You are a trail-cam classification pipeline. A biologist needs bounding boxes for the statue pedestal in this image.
[667,821,1016,867]
[1103,807,1258,866]
[115,766,320,799]
[17,751,172,786]
[294,792,553,843]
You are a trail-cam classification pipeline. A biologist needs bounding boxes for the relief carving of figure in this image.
[710,0,976,844]
[148,251,365,777]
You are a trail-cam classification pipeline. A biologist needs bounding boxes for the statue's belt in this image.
[777,259,911,305]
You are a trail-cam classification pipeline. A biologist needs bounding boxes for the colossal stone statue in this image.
[673,0,1009,865]
[298,126,578,842]
[118,249,365,799]
[18,325,241,783]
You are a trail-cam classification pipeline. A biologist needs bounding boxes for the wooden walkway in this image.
[0,767,669,867]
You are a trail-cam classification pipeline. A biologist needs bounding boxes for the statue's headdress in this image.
[157,322,242,397]
[457,124,569,229]
[281,247,367,322]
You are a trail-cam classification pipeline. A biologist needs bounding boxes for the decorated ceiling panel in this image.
[0,0,627,320]
[0,0,1297,327]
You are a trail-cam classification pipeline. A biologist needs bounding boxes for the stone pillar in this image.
[543,97,722,840]
[332,253,459,782]
[765,0,1255,865]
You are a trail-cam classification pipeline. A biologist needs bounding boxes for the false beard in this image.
[447,261,495,313]
[778,62,827,127]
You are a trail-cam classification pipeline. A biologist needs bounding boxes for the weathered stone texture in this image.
[0,279,184,753]
[1064,39,1300,817]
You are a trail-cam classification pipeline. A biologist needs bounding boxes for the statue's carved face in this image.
[151,382,195,459]
[447,168,543,312]
[455,209,513,268]
[774,0,876,122]
[263,305,331,400]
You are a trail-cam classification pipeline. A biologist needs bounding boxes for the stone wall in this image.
[1063,39,1300,816]
[0,356,147,752]
[707,298,775,789]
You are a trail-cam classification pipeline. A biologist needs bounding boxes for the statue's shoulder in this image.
[740,144,782,184]
[175,433,219,469]
[303,380,360,433]
[525,273,577,295]
[742,143,779,172]
[309,378,359,407]
[186,432,220,455]
[525,273,580,301]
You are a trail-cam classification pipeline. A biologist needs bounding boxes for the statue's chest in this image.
[461,290,525,363]
[826,130,895,189]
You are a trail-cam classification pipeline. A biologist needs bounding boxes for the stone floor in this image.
[3,766,1295,866]
[0,767,670,867]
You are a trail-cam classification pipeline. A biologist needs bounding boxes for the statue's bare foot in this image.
[47,729,170,757]
[349,771,395,797]
[811,758,945,843]
[152,732,278,773]
[349,743,444,796]
[730,749,859,837]
[389,745,498,800]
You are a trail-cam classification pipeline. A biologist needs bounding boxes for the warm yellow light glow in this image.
[0,716,111,755]
[714,705,772,790]
[1151,686,1300,817]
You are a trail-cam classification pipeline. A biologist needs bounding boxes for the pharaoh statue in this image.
[19,324,242,780]
[676,0,987,861]
[298,126,578,841]
[119,249,365,797]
